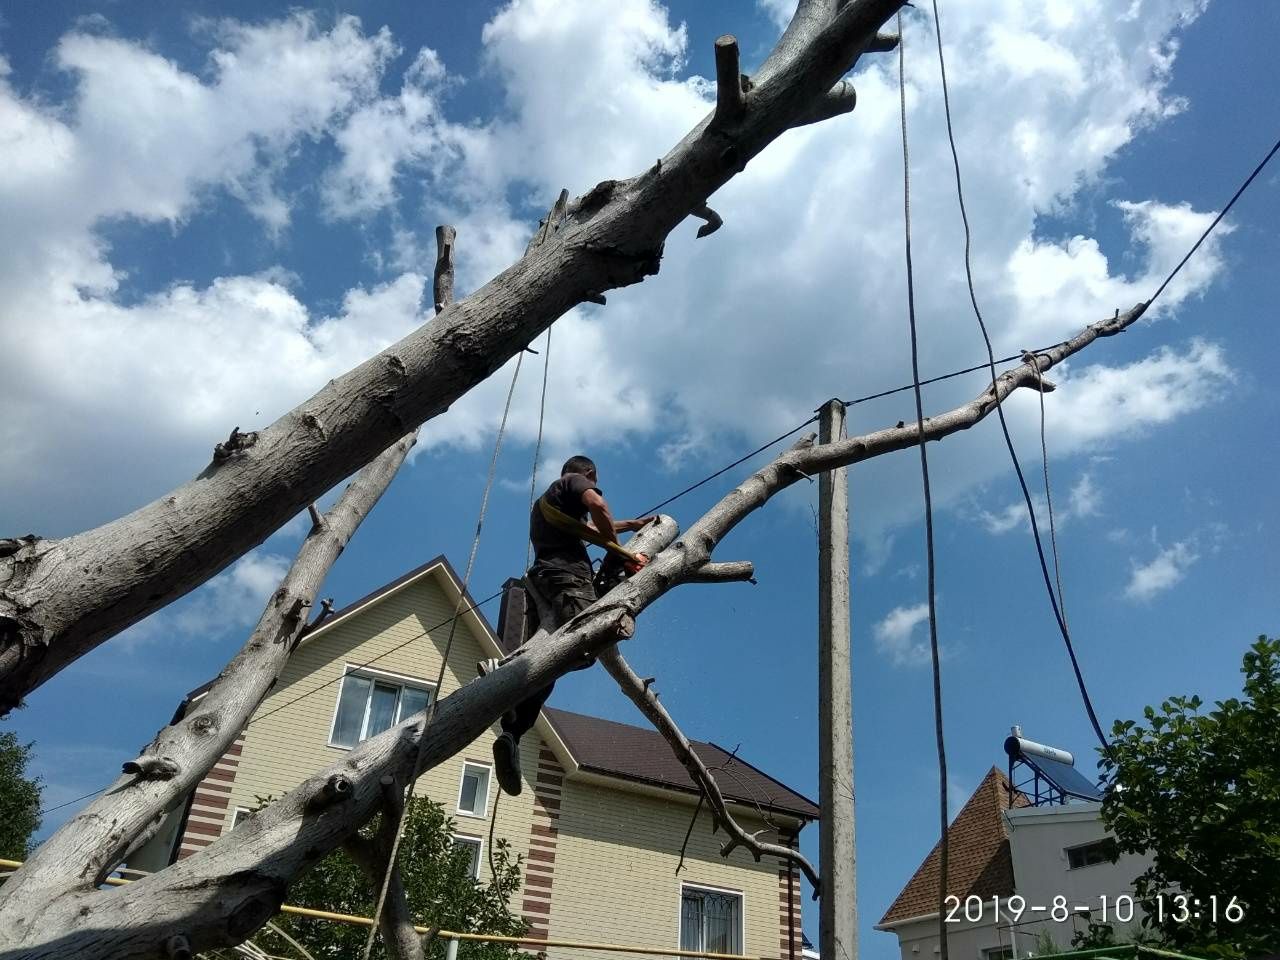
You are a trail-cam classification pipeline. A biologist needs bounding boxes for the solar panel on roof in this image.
[1004,734,1103,804]
[1022,752,1102,801]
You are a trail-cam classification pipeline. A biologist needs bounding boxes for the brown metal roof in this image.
[879,766,1029,925]
[544,706,819,822]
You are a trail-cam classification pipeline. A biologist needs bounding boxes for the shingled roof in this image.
[545,707,819,822]
[878,767,1029,926]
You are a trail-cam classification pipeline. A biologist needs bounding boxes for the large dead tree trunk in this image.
[0,215,471,917]
[0,0,906,713]
[0,303,1145,958]
[0,432,416,918]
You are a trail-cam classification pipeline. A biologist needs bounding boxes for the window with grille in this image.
[680,886,743,957]
[329,670,434,748]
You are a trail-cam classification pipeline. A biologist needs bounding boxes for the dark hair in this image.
[561,455,596,477]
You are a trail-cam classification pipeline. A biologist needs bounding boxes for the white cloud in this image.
[1068,471,1102,518]
[873,602,934,668]
[119,550,292,648]
[0,0,1232,554]
[1124,538,1198,601]
[977,469,1102,535]
[322,48,461,218]
[1037,339,1233,450]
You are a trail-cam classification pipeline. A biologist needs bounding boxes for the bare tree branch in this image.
[714,36,747,121]
[341,777,425,960]
[684,561,756,584]
[0,430,418,914]
[433,226,456,314]
[0,302,1145,956]
[0,0,908,712]
[792,80,856,128]
[598,647,821,891]
[0,220,464,912]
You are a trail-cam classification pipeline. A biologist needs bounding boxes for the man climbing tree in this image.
[489,456,654,795]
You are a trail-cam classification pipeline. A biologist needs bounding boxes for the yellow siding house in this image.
[131,556,818,960]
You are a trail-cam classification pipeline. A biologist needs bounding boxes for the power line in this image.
[898,15,951,960]
[930,0,1111,756]
[638,416,820,516]
[40,787,106,817]
[1147,134,1280,306]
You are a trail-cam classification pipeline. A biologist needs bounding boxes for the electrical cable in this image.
[1033,360,1070,634]
[897,16,950,960]
[361,351,526,960]
[929,0,1111,756]
[638,416,820,517]
[247,591,503,728]
[1147,134,1280,306]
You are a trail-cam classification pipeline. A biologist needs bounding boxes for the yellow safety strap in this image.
[538,497,640,564]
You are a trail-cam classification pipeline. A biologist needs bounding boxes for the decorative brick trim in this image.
[176,734,246,861]
[778,859,803,960]
[521,738,564,949]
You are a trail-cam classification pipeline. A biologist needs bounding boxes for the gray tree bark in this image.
[0,0,906,713]
[0,303,1144,958]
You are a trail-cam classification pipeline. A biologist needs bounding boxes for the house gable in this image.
[878,766,1028,926]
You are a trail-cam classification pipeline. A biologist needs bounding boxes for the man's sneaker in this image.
[476,657,501,678]
[492,732,523,796]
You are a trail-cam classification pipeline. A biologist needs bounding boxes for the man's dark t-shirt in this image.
[529,473,600,572]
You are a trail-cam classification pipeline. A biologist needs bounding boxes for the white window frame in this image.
[452,834,483,879]
[231,807,253,829]
[327,665,436,750]
[455,761,492,819]
[678,882,746,957]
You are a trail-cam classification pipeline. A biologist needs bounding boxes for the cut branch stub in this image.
[692,203,723,239]
[308,773,354,811]
[122,756,181,781]
[792,80,857,128]
[714,36,746,121]
[434,225,456,313]
[211,427,258,463]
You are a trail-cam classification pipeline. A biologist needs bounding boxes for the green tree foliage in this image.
[0,728,42,860]
[1101,635,1280,959]
[259,797,526,960]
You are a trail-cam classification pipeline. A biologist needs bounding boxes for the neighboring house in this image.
[875,735,1155,958]
[130,556,817,960]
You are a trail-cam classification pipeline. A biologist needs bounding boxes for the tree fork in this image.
[0,0,909,712]
[0,303,1146,957]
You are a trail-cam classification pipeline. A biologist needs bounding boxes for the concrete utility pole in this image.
[818,398,857,960]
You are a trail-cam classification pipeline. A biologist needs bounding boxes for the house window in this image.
[232,807,252,829]
[680,885,743,956]
[983,947,1014,960]
[453,835,482,878]
[330,670,434,748]
[456,762,491,818]
[1066,837,1119,869]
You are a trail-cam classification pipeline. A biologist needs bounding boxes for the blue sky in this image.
[2,0,1277,955]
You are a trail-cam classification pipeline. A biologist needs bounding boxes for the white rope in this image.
[361,350,527,960]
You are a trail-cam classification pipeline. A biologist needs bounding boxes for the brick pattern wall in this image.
[176,734,245,859]
[778,861,802,960]
[522,740,564,944]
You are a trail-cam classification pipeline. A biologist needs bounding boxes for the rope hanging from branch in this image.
[362,229,527,960]
[896,14,951,960]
